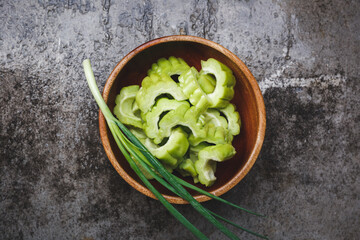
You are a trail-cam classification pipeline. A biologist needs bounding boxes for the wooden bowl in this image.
[99,35,266,204]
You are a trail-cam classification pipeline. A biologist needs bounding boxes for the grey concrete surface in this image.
[1,0,359,239]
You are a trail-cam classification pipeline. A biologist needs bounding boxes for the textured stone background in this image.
[1,0,359,239]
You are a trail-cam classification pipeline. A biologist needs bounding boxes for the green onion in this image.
[133,153,268,240]
[83,59,267,240]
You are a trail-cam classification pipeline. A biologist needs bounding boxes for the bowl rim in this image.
[99,35,266,204]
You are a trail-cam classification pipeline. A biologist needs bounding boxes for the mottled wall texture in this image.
[1,0,359,239]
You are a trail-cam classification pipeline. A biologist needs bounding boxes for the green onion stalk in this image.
[82,59,268,240]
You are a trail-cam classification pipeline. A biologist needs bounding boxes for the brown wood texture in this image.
[99,35,266,204]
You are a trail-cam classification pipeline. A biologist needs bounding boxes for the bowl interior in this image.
[101,36,264,203]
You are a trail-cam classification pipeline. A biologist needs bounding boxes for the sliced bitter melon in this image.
[198,73,216,94]
[143,127,189,168]
[143,98,189,141]
[219,103,241,136]
[189,109,230,146]
[135,72,187,113]
[178,67,211,112]
[114,57,241,187]
[147,56,190,79]
[200,58,236,108]
[113,85,143,129]
[177,158,198,178]
[157,103,206,144]
[195,143,236,187]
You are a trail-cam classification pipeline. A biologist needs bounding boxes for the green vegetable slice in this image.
[203,109,228,127]
[129,126,187,171]
[143,98,189,141]
[177,158,198,177]
[158,103,206,144]
[195,144,236,187]
[189,124,228,146]
[177,142,213,181]
[219,103,241,136]
[136,72,187,113]
[144,127,189,168]
[198,73,216,94]
[200,58,236,108]
[189,109,229,146]
[113,85,143,129]
[148,56,190,78]
[178,67,211,112]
